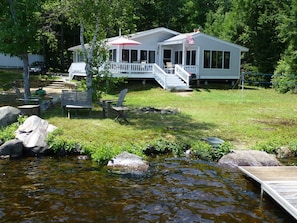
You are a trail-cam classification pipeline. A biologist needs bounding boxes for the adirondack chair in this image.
[100,89,129,122]
[13,86,40,105]
[112,89,130,123]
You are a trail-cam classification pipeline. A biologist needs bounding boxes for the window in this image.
[109,49,116,61]
[163,49,171,64]
[191,51,196,65]
[131,50,137,62]
[204,50,210,68]
[204,50,230,69]
[186,51,190,65]
[140,50,147,62]
[122,49,129,62]
[224,52,230,69]
[149,51,155,63]
[185,50,196,65]
[174,51,183,64]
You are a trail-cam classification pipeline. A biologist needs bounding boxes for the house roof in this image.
[68,43,89,52]
[107,27,180,42]
[69,27,180,51]
[159,31,249,52]
[68,28,248,52]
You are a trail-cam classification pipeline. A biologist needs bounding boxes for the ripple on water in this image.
[0,156,295,222]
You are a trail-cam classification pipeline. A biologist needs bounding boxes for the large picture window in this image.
[204,50,230,69]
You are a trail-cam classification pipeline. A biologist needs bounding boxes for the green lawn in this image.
[43,81,296,159]
[1,70,296,162]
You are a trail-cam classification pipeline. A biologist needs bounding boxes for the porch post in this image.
[182,40,186,65]
[158,44,162,66]
[116,45,120,62]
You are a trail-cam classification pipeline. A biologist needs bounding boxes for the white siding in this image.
[0,54,44,68]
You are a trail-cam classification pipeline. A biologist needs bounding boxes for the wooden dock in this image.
[239,166,297,220]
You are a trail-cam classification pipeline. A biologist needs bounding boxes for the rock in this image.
[201,137,224,148]
[0,106,21,128]
[218,150,280,167]
[107,151,149,175]
[276,147,294,159]
[0,139,23,158]
[15,115,57,155]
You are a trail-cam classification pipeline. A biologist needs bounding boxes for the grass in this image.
[1,70,296,162]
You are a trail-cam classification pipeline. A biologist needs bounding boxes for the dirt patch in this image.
[174,92,192,97]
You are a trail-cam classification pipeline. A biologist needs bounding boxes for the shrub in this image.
[191,141,232,161]
[143,138,188,156]
[272,73,297,94]
[0,123,19,142]
[190,141,213,161]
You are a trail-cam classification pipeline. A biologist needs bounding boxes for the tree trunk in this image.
[80,21,93,95]
[21,53,31,99]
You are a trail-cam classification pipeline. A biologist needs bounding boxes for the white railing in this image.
[153,63,169,89]
[109,62,153,74]
[183,65,199,75]
[175,64,191,86]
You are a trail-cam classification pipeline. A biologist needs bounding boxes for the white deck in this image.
[239,166,297,220]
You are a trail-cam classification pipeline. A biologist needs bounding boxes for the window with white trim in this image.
[203,50,230,69]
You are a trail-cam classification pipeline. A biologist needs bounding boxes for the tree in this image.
[205,0,285,74]
[0,0,44,99]
[62,0,133,95]
[273,0,297,93]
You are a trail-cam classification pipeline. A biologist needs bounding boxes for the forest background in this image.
[0,0,297,92]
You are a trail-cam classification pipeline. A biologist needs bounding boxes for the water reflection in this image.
[0,156,294,222]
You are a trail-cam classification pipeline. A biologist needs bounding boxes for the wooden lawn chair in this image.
[112,89,130,123]
[13,86,40,105]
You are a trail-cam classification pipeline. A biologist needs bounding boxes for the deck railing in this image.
[109,62,154,74]
[183,65,199,75]
[175,65,190,86]
[153,64,169,89]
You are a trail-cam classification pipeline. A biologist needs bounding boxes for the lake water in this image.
[0,156,295,222]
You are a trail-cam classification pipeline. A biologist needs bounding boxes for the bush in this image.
[272,73,297,94]
[143,138,188,156]
[191,141,232,161]
[0,123,19,142]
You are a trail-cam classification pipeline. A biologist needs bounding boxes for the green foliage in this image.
[191,141,213,161]
[191,141,232,161]
[47,129,80,153]
[144,138,188,156]
[0,123,19,142]
[272,73,297,94]
[289,141,297,155]
[253,140,281,154]
[0,70,23,91]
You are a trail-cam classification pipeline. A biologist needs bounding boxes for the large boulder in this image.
[0,139,23,158]
[0,106,21,128]
[107,151,149,175]
[218,150,280,167]
[15,115,57,155]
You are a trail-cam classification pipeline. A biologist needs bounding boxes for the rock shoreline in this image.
[0,106,287,173]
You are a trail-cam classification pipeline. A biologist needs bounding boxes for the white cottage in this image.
[68,27,248,90]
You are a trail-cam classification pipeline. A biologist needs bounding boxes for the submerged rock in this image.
[218,150,280,167]
[0,139,23,158]
[107,151,149,175]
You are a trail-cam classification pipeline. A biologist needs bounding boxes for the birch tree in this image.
[62,0,130,94]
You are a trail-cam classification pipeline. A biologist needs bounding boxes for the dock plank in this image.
[239,166,297,220]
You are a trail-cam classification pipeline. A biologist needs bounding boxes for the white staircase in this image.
[166,75,189,90]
